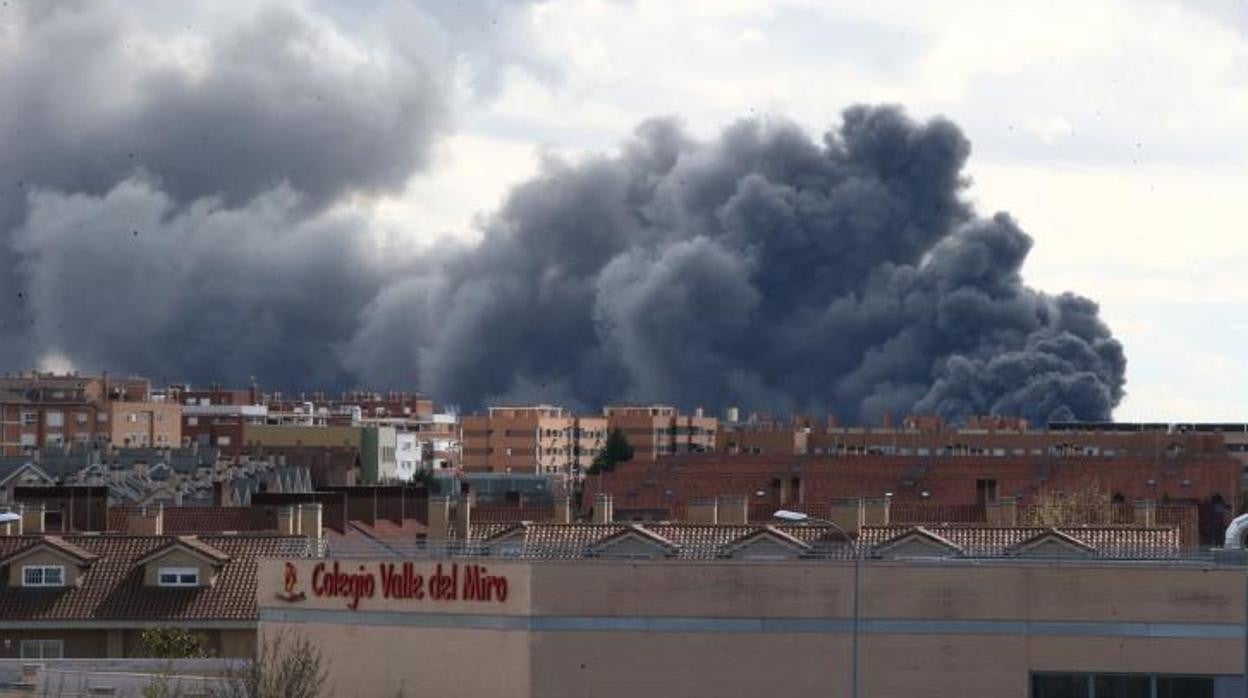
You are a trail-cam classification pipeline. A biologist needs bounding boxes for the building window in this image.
[20,639,64,659]
[46,411,64,428]
[157,567,199,587]
[1031,673,1219,698]
[23,565,66,587]
[75,412,88,425]
[187,417,199,426]
[97,412,109,423]
[217,436,231,446]
[20,411,37,426]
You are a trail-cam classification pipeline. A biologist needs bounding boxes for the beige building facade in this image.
[258,556,1248,697]
[462,406,582,475]
[603,405,718,460]
[0,373,180,453]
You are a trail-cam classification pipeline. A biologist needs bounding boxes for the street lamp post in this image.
[775,510,860,698]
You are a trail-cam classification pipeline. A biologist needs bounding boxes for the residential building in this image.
[0,530,313,659]
[583,449,1239,543]
[0,373,181,454]
[462,406,579,475]
[602,405,717,460]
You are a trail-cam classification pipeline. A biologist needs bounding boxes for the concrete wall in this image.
[257,557,1248,697]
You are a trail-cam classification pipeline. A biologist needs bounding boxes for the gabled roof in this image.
[1005,528,1096,557]
[0,535,99,567]
[858,525,1180,558]
[718,525,812,558]
[482,523,532,545]
[0,461,54,488]
[872,526,964,557]
[587,524,681,558]
[134,536,231,568]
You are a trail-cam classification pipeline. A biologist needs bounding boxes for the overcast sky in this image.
[4,0,1245,422]
[374,0,1247,422]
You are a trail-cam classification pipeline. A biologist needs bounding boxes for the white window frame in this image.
[157,566,199,587]
[20,639,64,659]
[23,565,66,587]
[45,411,64,428]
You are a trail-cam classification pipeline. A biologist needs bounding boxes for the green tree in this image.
[140,627,208,659]
[588,427,634,474]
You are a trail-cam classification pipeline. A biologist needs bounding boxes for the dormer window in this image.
[23,565,65,587]
[158,567,199,587]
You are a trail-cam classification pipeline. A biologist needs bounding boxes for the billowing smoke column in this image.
[349,108,1126,425]
[0,4,1125,425]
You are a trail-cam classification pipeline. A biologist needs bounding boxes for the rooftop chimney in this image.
[21,503,45,535]
[686,498,718,525]
[276,505,299,536]
[428,495,451,541]
[553,495,571,525]
[592,493,613,524]
[716,495,748,525]
[455,487,474,540]
[126,505,164,535]
[299,503,323,553]
[829,498,864,536]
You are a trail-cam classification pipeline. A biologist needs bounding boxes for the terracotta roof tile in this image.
[0,534,310,621]
[858,525,1180,558]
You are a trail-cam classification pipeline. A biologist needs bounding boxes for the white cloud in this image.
[342,0,1248,420]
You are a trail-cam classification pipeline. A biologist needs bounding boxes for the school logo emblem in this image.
[275,561,307,603]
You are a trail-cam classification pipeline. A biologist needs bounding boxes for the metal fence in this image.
[318,538,1232,564]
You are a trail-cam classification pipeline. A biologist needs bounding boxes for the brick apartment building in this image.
[602,405,717,460]
[461,405,717,475]
[462,406,601,475]
[0,373,181,454]
[583,442,1240,543]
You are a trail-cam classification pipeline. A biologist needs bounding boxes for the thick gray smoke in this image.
[1,2,1125,424]
[348,109,1126,425]
[0,0,538,386]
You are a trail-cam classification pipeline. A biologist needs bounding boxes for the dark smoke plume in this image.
[0,3,1125,424]
[0,0,538,386]
[349,108,1126,425]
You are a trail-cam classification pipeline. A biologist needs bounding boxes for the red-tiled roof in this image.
[107,506,276,534]
[134,536,231,567]
[0,535,309,621]
[473,522,1180,559]
[583,453,1236,543]
[0,536,99,566]
[472,505,555,524]
[163,508,276,534]
[479,523,848,559]
[858,525,1180,558]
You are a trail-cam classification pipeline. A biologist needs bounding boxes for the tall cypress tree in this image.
[589,427,634,474]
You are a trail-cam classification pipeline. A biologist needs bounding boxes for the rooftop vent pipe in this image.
[1224,513,1248,549]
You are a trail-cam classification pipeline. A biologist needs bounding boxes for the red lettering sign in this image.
[297,562,509,611]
